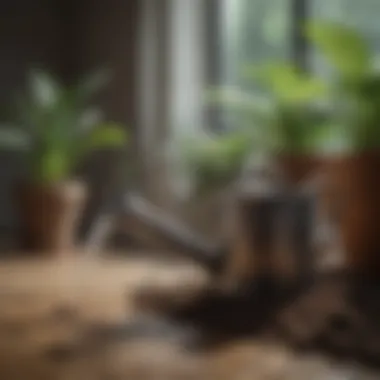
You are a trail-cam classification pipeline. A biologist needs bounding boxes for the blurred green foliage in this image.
[306,20,380,152]
[0,69,127,184]
[181,131,252,194]
[182,59,328,193]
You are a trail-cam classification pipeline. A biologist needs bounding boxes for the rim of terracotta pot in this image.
[16,178,86,190]
[14,179,88,206]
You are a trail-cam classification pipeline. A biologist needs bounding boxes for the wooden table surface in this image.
[0,255,376,380]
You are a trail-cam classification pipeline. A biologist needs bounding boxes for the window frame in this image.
[291,0,310,71]
[204,0,311,132]
[206,0,311,80]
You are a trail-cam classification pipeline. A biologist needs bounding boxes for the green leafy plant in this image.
[206,62,328,157]
[181,130,253,194]
[182,61,328,193]
[0,69,127,183]
[306,20,380,152]
[242,62,328,155]
[306,21,371,79]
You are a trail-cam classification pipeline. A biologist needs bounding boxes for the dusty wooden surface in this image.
[0,255,377,380]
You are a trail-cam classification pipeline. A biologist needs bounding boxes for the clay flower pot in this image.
[15,180,87,255]
[277,153,322,186]
[326,152,380,275]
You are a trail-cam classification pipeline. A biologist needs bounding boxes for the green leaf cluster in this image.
[183,57,327,193]
[306,21,380,152]
[181,130,253,194]
[0,69,127,184]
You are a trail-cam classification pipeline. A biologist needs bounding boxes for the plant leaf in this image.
[244,63,327,103]
[79,108,104,131]
[32,148,71,184]
[0,126,30,150]
[83,123,127,154]
[243,62,298,88]
[206,87,268,110]
[305,21,371,78]
[182,130,253,193]
[205,87,273,125]
[29,69,61,109]
[76,69,112,103]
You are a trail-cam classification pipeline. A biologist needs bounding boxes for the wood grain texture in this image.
[0,256,377,380]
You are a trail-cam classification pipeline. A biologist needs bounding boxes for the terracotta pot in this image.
[326,152,380,275]
[319,156,345,224]
[277,153,321,186]
[15,180,87,255]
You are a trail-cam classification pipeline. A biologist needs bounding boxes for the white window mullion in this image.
[168,0,206,199]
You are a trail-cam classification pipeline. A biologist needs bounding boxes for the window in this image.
[220,0,292,88]
[205,0,380,134]
[141,0,380,204]
[207,0,308,132]
[215,0,380,84]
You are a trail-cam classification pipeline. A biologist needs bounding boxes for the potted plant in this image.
[306,21,380,275]
[205,62,328,187]
[0,69,127,255]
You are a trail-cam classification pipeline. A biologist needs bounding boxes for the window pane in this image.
[220,0,292,88]
[311,0,380,74]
